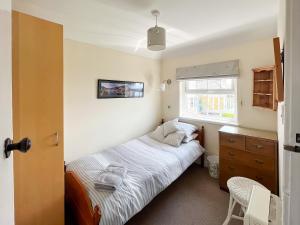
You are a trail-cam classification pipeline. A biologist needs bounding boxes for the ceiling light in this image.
[147,10,166,51]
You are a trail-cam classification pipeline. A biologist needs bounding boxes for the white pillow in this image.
[163,120,180,137]
[178,122,198,136]
[150,126,164,142]
[182,133,198,143]
[163,131,186,147]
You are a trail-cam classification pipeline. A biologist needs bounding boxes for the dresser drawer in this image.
[247,169,276,193]
[220,147,247,164]
[221,147,275,172]
[220,159,277,193]
[247,153,275,172]
[219,159,248,190]
[220,160,248,175]
[220,132,245,150]
[246,137,276,157]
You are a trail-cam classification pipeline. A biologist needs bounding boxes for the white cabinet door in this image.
[283,0,300,224]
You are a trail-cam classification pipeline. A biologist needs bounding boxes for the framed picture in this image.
[97,79,144,98]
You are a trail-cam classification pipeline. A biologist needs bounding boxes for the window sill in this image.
[179,116,238,127]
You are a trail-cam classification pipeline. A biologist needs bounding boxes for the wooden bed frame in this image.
[65,126,205,225]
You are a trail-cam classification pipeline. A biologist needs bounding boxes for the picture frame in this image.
[97,79,144,99]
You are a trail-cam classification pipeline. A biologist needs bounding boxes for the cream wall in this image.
[64,40,161,162]
[0,1,14,225]
[161,38,277,156]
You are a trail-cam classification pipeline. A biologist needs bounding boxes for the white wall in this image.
[64,39,162,162]
[162,38,277,156]
[0,0,14,224]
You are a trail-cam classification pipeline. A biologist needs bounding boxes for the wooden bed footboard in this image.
[65,125,205,225]
[65,171,101,225]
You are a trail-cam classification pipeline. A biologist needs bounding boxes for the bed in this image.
[65,126,205,225]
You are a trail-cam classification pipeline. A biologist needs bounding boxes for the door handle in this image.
[54,132,59,146]
[284,145,300,153]
[4,138,31,158]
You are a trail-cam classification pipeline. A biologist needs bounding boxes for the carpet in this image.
[126,164,242,225]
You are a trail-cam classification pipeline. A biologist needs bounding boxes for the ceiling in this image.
[13,0,278,58]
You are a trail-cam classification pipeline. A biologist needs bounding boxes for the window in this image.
[180,78,237,123]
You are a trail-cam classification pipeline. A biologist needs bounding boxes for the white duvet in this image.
[66,134,204,225]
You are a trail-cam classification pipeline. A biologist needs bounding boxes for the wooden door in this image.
[13,11,64,225]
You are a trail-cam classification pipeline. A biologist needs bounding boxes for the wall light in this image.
[161,79,171,92]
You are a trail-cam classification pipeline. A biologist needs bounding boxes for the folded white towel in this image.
[105,164,127,177]
[94,164,127,191]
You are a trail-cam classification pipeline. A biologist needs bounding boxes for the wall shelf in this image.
[253,93,273,96]
[254,80,273,82]
[252,66,277,111]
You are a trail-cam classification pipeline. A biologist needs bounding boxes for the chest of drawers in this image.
[219,126,278,194]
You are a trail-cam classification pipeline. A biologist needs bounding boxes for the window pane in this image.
[207,79,221,89]
[186,80,207,90]
[181,78,237,123]
[220,79,233,89]
[185,78,234,91]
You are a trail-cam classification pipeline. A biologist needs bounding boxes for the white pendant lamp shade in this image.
[147,26,166,51]
[147,10,166,51]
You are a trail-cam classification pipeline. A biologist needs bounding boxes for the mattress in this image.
[66,134,205,225]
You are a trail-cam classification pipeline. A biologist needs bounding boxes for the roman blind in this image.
[176,59,240,80]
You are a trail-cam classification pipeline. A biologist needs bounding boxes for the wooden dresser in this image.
[219,125,278,194]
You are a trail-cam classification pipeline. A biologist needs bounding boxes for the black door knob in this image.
[4,138,31,158]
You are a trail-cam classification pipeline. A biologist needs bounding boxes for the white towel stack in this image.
[94,164,127,191]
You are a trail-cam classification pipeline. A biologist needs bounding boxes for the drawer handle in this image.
[228,166,235,171]
[255,144,263,149]
[255,176,263,181]
[228,152,235,157]
[254,159,264,165]
[228,138,235,143]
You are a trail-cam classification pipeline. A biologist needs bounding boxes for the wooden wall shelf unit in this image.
[252,66,278,111]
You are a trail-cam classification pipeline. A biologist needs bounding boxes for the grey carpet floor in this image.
[125,164,242,225]
[66,164,242,225]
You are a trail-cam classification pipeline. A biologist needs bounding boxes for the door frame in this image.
[0,0,14,225]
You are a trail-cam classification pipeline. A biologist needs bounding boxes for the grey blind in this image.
[176,60,239,80]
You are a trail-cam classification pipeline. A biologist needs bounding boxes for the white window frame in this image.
[180,78,238,125]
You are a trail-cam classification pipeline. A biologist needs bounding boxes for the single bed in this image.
[65,126,205,225]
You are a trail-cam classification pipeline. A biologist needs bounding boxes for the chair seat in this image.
[227,176,266,207]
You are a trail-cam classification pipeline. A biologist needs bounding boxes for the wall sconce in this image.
[160,79,171,92]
